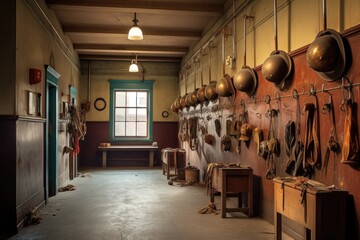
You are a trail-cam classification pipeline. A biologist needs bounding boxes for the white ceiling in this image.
[45,0,229,62]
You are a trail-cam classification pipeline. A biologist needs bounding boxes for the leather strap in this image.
[302,102,320,177]
[323,101,339,174]
[285,121,295,157]
[286,97,304,176]
[341,100,359,165]
[189,117,198,150]
[266,137,278,179]
[265,109,278,179]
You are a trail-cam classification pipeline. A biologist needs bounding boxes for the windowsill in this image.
[109,138,153,143]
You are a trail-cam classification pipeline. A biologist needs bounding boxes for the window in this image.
[114,91,148,137]
[109,80,154,142]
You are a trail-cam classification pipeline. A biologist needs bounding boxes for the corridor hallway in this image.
[9,168,292,240]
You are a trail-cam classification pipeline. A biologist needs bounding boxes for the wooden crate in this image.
[273,178,348,240]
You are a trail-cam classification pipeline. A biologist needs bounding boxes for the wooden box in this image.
[273,178,348,240]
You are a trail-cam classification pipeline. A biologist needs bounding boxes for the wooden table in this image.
[273,178,348,240]
[211,167,253,218]
[98,145,158,167]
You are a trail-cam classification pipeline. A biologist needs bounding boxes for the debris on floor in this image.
[77,172,92,178]
[24,208,42,227]
[179,181,194,187]
[198,202,220,215]
[58,184,76,192]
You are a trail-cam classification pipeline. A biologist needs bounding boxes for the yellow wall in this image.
[81,60,180,122]
[15,0,81,187]
[181,0,360,89]
[16,0,80,117]
[0,1,16,115]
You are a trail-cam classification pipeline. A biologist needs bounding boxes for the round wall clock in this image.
[94,98,106,111]
[162,110,169,118]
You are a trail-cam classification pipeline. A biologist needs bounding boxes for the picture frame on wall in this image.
[60,101,69,119]
[28,91,37,116]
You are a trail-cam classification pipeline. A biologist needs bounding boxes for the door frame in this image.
[45,65,60,202]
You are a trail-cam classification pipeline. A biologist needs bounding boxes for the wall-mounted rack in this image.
[178,77,360,117]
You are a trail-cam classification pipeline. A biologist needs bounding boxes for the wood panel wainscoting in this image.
[0,116,46,236]
[98,145,158,167]
[79,121,178,167]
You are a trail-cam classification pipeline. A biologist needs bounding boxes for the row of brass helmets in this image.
[171,23,346,113]
[171,71,255,113]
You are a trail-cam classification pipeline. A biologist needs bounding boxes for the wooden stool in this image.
[211,167,253,218]
[162,149,185,179]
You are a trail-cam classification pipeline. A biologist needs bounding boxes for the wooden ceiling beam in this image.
[46,0,223,15]
[63,25,201,39]
[74,44,188,54]
[79,54,182,62]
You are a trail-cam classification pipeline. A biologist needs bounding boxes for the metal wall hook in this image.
[251,95,258,110]
[282,88,299,108]
[308,84,316,96]
[340,77,353,111]
[321,87,333,114]
[274,90,281,101]
[264,95,271,104]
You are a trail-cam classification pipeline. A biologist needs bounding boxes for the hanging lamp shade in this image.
[128,13,143,40]
[129,59,139,72]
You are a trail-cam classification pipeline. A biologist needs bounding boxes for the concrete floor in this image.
[9,168,293,240]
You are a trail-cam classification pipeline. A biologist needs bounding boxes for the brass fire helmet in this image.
[215,74,234,97]
[306,29,346,81]
[205,81,219,101]
[171,102,179,113]
[197,85,208,102]
[233,66,258,96]
[180,94,188,108]
[190,88,200,105]
[185,93,194,106]
[174,96,182,109]
[262,50,292,85]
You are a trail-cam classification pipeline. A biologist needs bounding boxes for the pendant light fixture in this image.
[129,54,139,72]
[128,13,143,40]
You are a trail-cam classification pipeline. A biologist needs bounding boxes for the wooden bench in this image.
[98,145,158,167]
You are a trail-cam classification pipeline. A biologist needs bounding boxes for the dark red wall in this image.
[0,117,17,236]
[78,121,178,167]
[235,25,360,238]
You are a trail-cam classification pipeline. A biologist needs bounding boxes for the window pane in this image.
[126,92,137,107]
[126,108,136,121]
[115,122,125,136]
[137,122,147,136]
[137,108,147,121]
[126,122,136,136]
[115,92,126,107]
[115,108,125,121]
[137,92,147,107]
